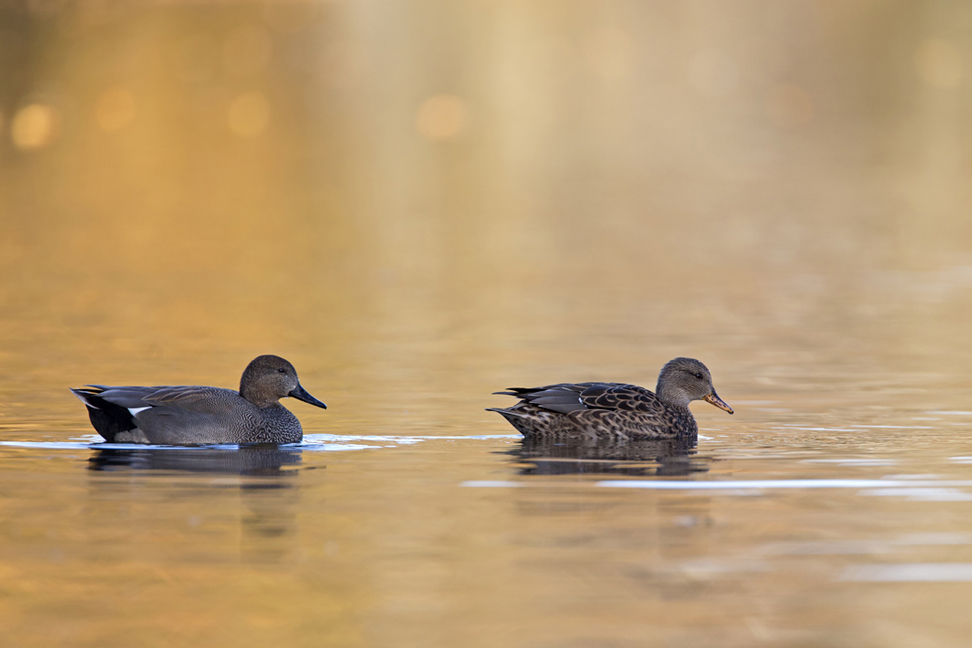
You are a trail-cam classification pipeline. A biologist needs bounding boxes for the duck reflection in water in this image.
[87,444,303,477]
[510,435,710,477]
[87,445,306,563]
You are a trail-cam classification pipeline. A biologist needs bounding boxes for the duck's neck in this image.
[240,387,281,409]
[656,381,691,409]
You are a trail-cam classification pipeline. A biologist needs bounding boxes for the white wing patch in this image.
[128,407,151,416]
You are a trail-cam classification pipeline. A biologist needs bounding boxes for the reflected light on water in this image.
[11,103,60,150]
[842,563,972,582]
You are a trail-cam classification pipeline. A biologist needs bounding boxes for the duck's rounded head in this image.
[655,357,733,414]
[240,355,327,410]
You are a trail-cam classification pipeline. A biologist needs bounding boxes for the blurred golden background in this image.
[2,0,972,432]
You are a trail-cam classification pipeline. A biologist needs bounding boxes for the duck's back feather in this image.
[497,383,666,414]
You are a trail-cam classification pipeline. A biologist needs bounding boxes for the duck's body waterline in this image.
[71,355,327,445]
[488,358,732,441]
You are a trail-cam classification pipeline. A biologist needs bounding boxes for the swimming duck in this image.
[488,357,732,441]
[71,355,327,445]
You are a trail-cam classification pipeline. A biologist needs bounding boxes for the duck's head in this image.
[240,355,328,410]
[656,357,733,414]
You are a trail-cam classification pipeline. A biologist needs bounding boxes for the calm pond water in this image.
[3,2,972,647]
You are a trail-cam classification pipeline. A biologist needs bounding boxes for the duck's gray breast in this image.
[235,405,303,444]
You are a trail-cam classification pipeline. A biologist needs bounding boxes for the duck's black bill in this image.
[703,391,733,415]
[289,384,327,409]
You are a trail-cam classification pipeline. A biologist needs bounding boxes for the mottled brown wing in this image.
[502,382,665,415]
[576,383,666,413]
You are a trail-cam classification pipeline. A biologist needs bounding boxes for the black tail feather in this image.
[70,388,138,442]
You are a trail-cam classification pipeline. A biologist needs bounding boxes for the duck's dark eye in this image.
[694,372,703,380]
[278,368,287,373]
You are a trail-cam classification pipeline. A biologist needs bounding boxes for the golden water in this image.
[3,2,972,646]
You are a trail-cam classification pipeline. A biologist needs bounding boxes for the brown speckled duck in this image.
[488,357,733,441]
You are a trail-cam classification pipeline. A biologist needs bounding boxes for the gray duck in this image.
[71,355,327,445]
[488,357,732,441]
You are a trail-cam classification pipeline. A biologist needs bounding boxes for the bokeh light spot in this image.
[687,49,738,96]
[915,38,962,88]
[223,24,272,77]
[228,91,271,137]
[11,103,61,150]
[583,28,633,80]
[765,84,815,128]
[95,86,136,131]
[415,94,469,141]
